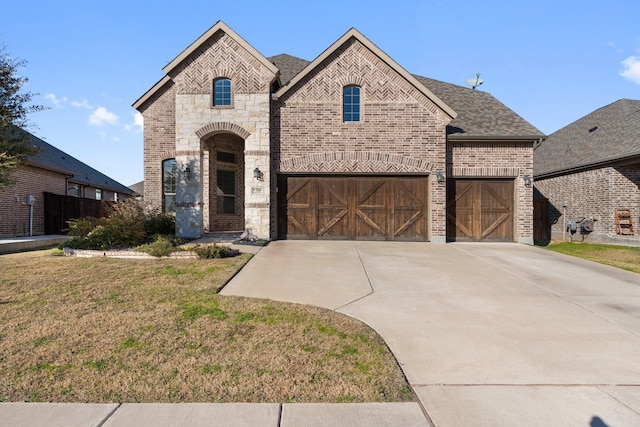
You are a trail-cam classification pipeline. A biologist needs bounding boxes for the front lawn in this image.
[0,250,412,403]
[546,242,640,273]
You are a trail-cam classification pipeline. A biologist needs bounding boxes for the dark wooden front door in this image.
[278,176,428,241]
[446,179,514,242]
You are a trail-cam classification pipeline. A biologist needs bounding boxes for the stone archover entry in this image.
[196,122,251,140]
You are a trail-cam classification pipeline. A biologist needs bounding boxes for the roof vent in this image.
[588,126,598,133]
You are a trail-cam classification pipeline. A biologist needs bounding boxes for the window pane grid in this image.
[213,79,232,106]
[343,85,361,122]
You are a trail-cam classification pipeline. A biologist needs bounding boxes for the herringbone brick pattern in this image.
[278,151,434,173]
[170,31,273,95]
[280,38,440,115]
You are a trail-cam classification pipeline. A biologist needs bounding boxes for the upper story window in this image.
[213,78,232,106]
[162,158,177,214]
[95,189,102,201]
[343,85,361,122]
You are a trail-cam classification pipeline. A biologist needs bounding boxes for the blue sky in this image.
[2,0,639,187]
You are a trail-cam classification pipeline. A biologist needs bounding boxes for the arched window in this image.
[343,85,361,122]
[213,78,232,106]
[162,159,176,213]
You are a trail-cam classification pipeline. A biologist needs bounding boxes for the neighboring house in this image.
[129,181,144,199]
[534,99,640,244]
[133,21,543,243]
[0,130,134,237]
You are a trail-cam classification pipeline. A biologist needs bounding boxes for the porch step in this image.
[203,231,244,242]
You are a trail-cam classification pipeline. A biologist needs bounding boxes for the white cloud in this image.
[44,93,67,106]
[71,99,93,109]
[125,112,144,132]
[89,107,119,127]
[620,56,640,85]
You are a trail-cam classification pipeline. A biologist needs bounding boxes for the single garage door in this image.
[278,176,429,241]
[446,179,514,242]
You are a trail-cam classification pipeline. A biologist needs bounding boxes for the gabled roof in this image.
[269,53,543,141]
[133,21,278,110]
[25,131,134,195]
[273,28,457,121]
[534,99,640,178]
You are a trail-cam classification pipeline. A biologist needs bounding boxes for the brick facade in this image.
[448,142,534,243]
[0,165,66,237]
[272,38,450,241]
[534,163,640,244]
[135,22,535,243]
[140,82,177,211]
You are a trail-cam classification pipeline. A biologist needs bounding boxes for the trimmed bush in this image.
[135,236,176,257]
[192,244,233,259]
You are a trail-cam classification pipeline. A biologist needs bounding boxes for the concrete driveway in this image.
[221,241,640,426]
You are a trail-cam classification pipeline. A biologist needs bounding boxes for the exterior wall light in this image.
[435,171,445,184]
[254,167,264,181]
[523,175,532,187]
[184,166,191,180]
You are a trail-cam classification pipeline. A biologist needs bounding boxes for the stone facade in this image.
[447,142,534,244]
[534,163,640,244]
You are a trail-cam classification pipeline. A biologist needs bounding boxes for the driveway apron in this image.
[221,241,640,426]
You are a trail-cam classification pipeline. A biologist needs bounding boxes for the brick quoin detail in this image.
[195,122,251,140]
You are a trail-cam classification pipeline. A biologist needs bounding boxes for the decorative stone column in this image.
[175,152,203,239]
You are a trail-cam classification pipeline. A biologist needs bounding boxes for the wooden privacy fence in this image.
[44,192,113,234]
[533,198,550,245]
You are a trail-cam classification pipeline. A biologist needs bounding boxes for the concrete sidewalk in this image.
[222,241,640,426]
[0,402,429,426]
[0,234,67,254]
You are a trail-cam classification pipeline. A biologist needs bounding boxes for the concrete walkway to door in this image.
[221,241,640,426]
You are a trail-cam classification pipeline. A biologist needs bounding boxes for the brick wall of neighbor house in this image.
[139,81,177,211]
[534,164,640,243]
[0,165,67,237]
[448,142,534,243]
[272,38,451,241]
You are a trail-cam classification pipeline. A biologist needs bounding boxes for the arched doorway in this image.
[203,133,245,232]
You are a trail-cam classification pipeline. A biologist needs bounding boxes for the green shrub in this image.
[135,236,176,257]
[62,200,176,249]
[192,244,233,259]
[144,212,176,237]
[66,217,100,238]
[59,236,91,249]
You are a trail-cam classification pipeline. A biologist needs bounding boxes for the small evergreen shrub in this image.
[192,244,233,259]
[135,236,176,257]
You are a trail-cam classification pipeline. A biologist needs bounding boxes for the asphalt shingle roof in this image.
[26,131,134,195]
[268,54,543,140]
[534,99,640,178]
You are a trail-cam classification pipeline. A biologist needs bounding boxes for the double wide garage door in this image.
[278,176,428,241]
[446,179,514,242]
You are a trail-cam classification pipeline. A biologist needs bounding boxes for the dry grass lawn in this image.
[547,242,640,273]
[0,249,412,403]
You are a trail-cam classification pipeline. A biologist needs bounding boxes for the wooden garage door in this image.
[446,179,514,242]
[278,176,428,241]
